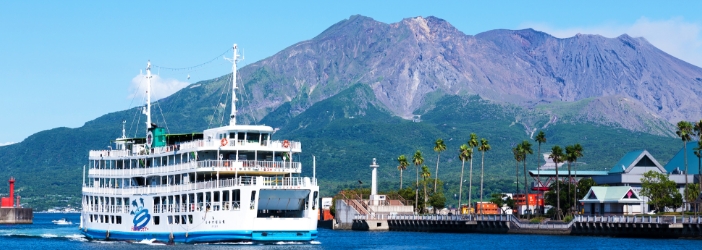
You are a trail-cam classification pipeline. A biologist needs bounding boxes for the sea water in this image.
[0,213,698,249]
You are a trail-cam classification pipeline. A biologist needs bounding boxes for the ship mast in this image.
[225,44,241,126]
[145,61,153,131]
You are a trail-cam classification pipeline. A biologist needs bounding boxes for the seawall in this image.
[0,207,33,224]
[350,214,702,239]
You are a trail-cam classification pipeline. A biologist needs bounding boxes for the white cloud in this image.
[519,17,702,67]
[0,142,16,147]
[128,73,190,100]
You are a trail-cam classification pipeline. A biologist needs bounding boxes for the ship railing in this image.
[83,176,313,195]
[196,160,301,172]
[155,139,301,151]
[89,161,198,177]
[89,149,130,158]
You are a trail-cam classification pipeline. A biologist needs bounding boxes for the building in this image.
[580,186,643,215]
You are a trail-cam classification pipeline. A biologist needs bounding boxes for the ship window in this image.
[250,190,257,210]
[188,215,193,224]
[237,132,245,141]
[116,216,122,224]
[223,190,230,210]
[154,216,160,225]
[174,215,180,224]
[197,193,204,210]
[181,215,187,225]
[168,216,173,224]
[110,216,115,224]
[313,191,318,210]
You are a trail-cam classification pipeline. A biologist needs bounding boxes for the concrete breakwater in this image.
[350,214,702,239]
[0,207,33,224]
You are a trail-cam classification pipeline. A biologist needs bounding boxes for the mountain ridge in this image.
[1,15,699,209]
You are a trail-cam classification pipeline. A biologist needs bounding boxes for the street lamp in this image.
[358,180,363,200]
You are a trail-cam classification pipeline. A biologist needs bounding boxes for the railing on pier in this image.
[574,215,702,225]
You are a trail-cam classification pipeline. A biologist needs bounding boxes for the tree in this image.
[421,165,431,213]
[565,144,583,214]
[478,138,491,214]
[490,193,515,214]
[429,191,446,212]
[468,133,479,212]
[684,183,700,215]
[412,150,424,213]
[520,140,534,218]
[458,144,472,208]
[534,130,547,214]
[511,145,523,195]
[640,170,679,213]
[396,155,409,189]
[545,181,571,215]
[677,120,693,213]
[694,120,702,192]
[549,145,565,220]
[433,138,447,192]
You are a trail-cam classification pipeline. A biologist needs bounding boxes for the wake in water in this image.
[0,229,88,242]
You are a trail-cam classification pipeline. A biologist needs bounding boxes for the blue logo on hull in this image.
[130,198,151,231]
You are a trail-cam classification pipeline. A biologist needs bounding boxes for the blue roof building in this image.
[664,141,702,175]
[592,150,667,186]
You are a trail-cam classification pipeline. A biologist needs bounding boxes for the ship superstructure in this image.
[80,44,319,243]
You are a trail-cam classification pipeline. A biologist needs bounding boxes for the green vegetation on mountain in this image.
[0,80,683,210]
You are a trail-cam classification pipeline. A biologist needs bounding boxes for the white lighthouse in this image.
[369,158,385,205]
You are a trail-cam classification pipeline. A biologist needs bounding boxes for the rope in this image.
[153,48,232,72]
[155,101,170,134]
[126,77,144,137]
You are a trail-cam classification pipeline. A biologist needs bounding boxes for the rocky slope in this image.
[236,15,702,136]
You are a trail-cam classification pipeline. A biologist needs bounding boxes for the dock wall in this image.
[349,214,702,239]
[0,207,33,224]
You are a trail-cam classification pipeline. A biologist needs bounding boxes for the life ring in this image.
[221,138,228,147]
[191,204,195,211]
[282,140,290,148]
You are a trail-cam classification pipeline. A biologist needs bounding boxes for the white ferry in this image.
[80,44,319,243]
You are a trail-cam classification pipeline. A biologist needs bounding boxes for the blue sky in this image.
[1,0,701,144]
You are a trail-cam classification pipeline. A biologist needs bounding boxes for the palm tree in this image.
[412,150,424,213]
[520,140,533,218]
[478,138,491,214]
[534,131,546,214]
[549,145,565,220]
[468,133,479,212]
[397,155,409,189]
[512,145,523,195]
[458,144,471,209]
[694,120,702,192]
[421,165,431,213]
[695,141,702,195]
[433,138,447,192]
[565,144,584,215]
[571,144,583,214]
[677,121,693,214]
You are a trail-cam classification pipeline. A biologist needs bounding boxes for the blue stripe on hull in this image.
[83,229,317,243]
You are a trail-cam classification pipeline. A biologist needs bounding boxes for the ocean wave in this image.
[40,233,59,238]
[276,241,304,245]
[134,238,166,245]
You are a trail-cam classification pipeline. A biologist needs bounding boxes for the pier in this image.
[0,177,33,224]
[348,214,702,238]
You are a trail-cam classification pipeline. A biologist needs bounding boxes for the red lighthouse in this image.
[1,177,15,208]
